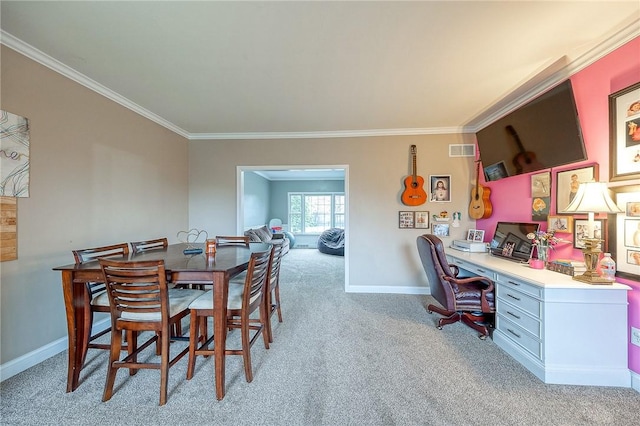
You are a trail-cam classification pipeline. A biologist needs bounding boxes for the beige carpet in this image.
[1,248,638,425]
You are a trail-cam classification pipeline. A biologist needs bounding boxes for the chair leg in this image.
[128,331,138,376]
[241,317,253,383]
[186,311,199,380]
[274,286,283,323]
[159,331,170,406]
[460,313,491,340]
[102,327,122,402]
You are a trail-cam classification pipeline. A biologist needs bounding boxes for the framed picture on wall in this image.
[414,211,430,229]
[573,218,605,249]
[608,184,640,280]
[609,81,640,182]
[432,223,450,237]
[399,211,414,229]
[555,164,599,214]
[429,175,451,202]
[547,215,572,233]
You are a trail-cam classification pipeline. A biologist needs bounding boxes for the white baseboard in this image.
[0,318,110,382]
[346,285,430,295]
[632,370,640,393]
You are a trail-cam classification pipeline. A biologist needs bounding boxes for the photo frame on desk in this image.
[555,164,598,214]
[609,81,640,182]
[608,184,640,280]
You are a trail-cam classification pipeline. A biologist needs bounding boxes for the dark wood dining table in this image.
[52,242,271,400]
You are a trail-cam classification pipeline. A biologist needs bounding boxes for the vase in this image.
[537,245,549,263]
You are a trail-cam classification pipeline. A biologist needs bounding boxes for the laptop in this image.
[489,221,540,263]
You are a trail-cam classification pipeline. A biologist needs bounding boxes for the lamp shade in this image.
[561,182,622,214]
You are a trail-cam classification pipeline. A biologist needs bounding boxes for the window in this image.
[289,192,345,234]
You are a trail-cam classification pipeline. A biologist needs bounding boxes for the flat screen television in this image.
[476,80,587,181]
[489,221,540,262]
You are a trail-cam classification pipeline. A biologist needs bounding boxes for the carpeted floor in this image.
[1,248,638,425]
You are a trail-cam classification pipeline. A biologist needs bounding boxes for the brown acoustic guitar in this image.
[469,160,492,219]
[401,145,427,206]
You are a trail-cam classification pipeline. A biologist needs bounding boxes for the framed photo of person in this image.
[429,175,451,202]
[399,211,415,229]
[473,230,485,242]
[555,164,599,214]
[573,218,605,249]
[466,229,475,241]
[547,215,572,233]
[609,81,640,182]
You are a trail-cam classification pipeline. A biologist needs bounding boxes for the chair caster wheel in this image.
[436,326,443,330]
[479,334,487,340]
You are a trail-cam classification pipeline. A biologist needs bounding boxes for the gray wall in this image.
[243,171,270,228]
[189,136,476,293]
[269,179,345,225]
[0,47,189,366]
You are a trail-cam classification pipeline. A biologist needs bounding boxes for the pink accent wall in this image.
[476,36,640,375]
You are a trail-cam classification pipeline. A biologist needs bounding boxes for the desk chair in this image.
[186,246,273,383]
[416,234,495,339]
[99,259,204,406]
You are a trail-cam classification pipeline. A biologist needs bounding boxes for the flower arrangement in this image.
[527,230,559,261]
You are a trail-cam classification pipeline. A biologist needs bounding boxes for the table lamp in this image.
[561,181,622,284]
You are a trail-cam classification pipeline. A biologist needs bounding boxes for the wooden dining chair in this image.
[265,240,285,343]
[99,258,204,406]
[215,235,250,247]
[71,243,130,367]
[130,237,168,254]
[186,246,273,383]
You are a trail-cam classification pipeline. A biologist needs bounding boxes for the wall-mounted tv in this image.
[476,80,587,181]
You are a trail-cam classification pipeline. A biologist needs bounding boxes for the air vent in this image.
[449,144,475,157]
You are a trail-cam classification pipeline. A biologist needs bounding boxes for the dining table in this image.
[52,242,271,400]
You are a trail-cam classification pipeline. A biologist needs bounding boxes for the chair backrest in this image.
[416,234,457,311]
[130,238,168,254]
[268,241,285,290]
[99,259,170,326]
[216,235,250,247]
[73,242,130,263]
[241,248,273,312]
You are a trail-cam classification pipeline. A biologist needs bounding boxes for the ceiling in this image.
[1,1,639,141]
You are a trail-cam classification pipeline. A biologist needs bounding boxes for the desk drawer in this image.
[496,285,542,319]
[496,275,542,298]
[496,301,541,338]
[497,317,542,359]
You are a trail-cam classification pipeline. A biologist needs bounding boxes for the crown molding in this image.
[0,30,190,139]
[467,17,640,133]
[3,19,638,140]
[188,126,471,140]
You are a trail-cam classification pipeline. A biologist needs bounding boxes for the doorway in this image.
[237,165,349,289]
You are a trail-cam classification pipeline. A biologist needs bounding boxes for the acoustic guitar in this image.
[469,160,492,219]
[401,145,427,206]
[506,125,543,174]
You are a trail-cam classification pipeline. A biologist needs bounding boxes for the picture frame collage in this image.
[607,81,640,281]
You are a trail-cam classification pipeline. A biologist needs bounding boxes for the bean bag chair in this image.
[317,228,345,256]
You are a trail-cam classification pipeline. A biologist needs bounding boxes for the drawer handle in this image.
[507,280,521,286]
[507,328,521,338]
[506,310,521,320]
[507,293,521,301]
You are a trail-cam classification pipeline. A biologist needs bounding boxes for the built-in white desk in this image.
[445,247,632,387]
